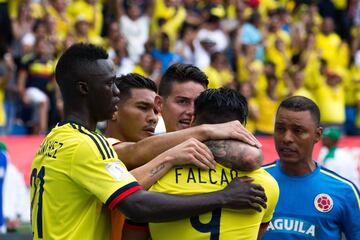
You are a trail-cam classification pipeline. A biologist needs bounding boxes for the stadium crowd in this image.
[0,0,359,239]
[0,0,360,135]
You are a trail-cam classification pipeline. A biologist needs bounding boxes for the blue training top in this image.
[263,160,360,240]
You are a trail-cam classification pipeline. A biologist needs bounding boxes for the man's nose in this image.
[147,110,158,124]
[283,130,294,143]
[184,102,194,115]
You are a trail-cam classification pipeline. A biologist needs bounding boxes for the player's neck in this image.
[104,124,126,141]
[280,160,317,176]
[64,112,97,131]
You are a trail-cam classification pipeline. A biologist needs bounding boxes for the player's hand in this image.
[205,120,262,148]
[222,176,267,212]
[163,138,216,170]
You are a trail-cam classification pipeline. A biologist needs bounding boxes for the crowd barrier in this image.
[0,136,359,186]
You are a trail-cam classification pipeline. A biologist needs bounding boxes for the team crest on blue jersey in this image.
[314,193,333,212]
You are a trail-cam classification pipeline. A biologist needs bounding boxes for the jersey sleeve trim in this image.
[262,161,277,169]
[106,182,142,210]
[124,219,149,232]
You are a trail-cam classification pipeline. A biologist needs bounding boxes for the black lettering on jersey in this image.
[198,168,207,184]
[52,142,63,158]
[220,169,229,185]
[187,168,196,183]
[230,169,238,180]
[175,167,182,184]
[37,140,63,159]
[209,169,217,184]
[190,208,221,240]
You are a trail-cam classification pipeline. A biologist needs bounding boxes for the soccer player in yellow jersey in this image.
[30,43,268,240]
[107,73,265,239]
[123,88,279,240]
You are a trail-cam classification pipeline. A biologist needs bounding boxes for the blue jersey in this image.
[0,150,7,228]
[263,160,360,240]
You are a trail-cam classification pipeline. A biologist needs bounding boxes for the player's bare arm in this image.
[117,176,267,223]
[115,120,261,170]
[204,140,264,171]
[130,138,216,189]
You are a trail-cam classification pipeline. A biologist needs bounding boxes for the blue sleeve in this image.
[151,49,160,59]
[0,152,7,170]
[341,185,360,239]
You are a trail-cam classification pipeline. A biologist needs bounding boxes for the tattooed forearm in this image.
[150,163,166,177]
[204,140,263,171]
[205,140,232,167]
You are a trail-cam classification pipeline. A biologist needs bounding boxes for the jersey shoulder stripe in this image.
[77,126,106,159]
[90,130,112,159]
[69,123,78,130]
[97,133,115,158]
[68,122,116,160]
[320,167,360,209]
[105,182,142,209]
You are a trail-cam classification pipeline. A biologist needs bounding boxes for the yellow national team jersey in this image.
[149,165,279,240]
[30,122,141,240]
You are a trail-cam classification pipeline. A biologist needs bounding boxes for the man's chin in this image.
[177,123,191,130]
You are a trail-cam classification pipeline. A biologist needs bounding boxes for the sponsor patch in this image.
[105,162,130,181]
[314,193,333,212]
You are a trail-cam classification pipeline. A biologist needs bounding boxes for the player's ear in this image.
[314,126,323,144]
[77,81,89,95]
[155,95,163,113]
[111,109,119,121]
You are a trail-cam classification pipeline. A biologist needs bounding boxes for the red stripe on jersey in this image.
[108,186,142,209]
[123,223,149,232]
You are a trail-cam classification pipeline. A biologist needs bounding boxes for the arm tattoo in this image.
[204,140,263,171]
[205,140,231,167]
[149,163,166,177]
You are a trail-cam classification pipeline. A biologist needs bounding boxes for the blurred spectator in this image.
[239,81,259,133]
[318,127,360,187]
[72,15,103,45]
[315,17,342,69]
[238,11,264,61]
[255,74,279,136]
[203,51,234,88]
[175,23,199,65]
[117,0,152,63]
[152,0,186,50]
[104,21,121,52]
[287,66,315,101]
[236,44,262,84]
[16,37,60,134]
[197,14,229,53]
[315,67,346,132]
[45,0,71,43]
[10,1,35,60]
[0,45,15,134]
[133,53,161,85]
[0,0,358,135]
[2,143,30,232]
[67,0,103,39]
[108,34,134,76]
[151,32,183,74]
